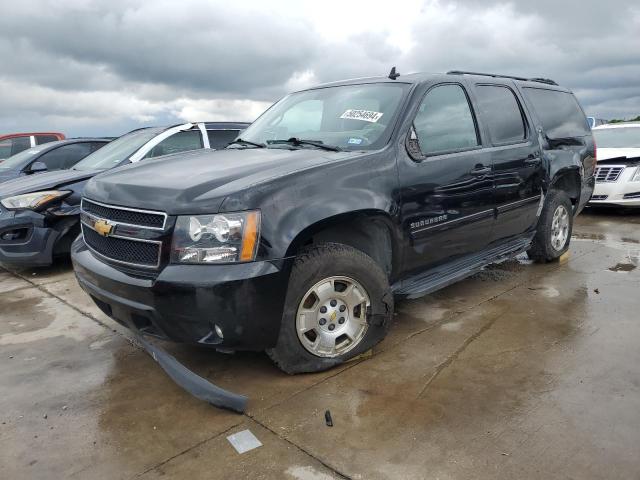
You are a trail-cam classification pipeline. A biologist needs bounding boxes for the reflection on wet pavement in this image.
[1,210,639,479]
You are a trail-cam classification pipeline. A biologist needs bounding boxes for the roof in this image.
[593,122,640,130]
[308,71,569,92]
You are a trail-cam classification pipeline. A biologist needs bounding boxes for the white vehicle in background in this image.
[587,117,607,129]
[589,122,640,207]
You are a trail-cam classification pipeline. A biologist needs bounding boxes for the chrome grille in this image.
[82,226,161,267]
[594,166,624,183]
[80,199,166,269]
[82,199,166,229]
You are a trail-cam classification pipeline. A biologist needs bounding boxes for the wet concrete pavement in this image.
[1,210,639,479]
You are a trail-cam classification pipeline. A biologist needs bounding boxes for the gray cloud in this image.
[0,0,639,136]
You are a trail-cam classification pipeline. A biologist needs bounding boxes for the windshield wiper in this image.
[268,138,341,152]
[228,138,266,148]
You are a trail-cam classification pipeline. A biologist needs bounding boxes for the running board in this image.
[393,237,532,299]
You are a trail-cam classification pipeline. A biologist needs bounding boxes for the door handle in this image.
[524,154,541,166]
[470,165,491,176]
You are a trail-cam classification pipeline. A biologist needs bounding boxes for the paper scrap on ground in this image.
[227,429,262,454]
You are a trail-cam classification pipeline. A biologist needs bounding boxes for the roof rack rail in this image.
[447,70,558,86]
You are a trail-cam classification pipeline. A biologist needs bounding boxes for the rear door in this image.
[471,83,543,244]
[398,82,494,274]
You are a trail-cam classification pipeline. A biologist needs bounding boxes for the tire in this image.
[267,243,393,374]
[527,189,573,263]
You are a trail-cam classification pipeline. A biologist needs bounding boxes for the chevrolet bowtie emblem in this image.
[94,219,114,237]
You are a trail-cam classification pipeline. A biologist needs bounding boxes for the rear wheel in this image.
[527,189,573,263]
[267,243,393,374]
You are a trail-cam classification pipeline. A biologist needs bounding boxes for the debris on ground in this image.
[594,288,600,294]
[227,429,262,454]
[325,410,333,427]
[43,414,47,419]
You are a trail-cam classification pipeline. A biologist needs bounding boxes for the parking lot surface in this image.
[1,210,639,479]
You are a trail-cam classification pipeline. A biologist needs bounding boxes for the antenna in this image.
[388,66,400,80]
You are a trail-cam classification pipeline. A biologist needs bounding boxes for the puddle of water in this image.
[608,263,637,273]
[286,465,336,480]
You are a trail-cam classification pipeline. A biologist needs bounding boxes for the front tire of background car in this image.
[527,189,574,263]
[266,243,393,374]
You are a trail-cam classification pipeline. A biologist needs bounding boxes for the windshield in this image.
[0,145,46,171]
[73,129,159,171]
[593,127,640,149]
[237,83,410,150]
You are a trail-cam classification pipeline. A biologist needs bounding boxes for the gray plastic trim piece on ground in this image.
[137,336,248,413]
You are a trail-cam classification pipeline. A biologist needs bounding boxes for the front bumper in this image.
[71,236,291,350]
[589,166,640,207]
[0,209,59,266]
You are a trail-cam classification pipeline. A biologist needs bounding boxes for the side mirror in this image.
[29,161,48,173]
[406,124,425,162]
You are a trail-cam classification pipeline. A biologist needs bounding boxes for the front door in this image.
[399,83,495,276]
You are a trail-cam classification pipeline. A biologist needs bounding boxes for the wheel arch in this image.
[284,210,400,279]
[549,167,581,207]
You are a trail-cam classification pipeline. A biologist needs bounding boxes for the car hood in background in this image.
[85,147,364,214]
[0,169,101,198]
[597,148,640,162]
[0,170,20,185]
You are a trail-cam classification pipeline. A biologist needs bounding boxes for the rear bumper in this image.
[0,210,59,267]
[71,236,291,350]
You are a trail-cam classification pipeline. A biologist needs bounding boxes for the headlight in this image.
[631,167,640,182]
[171,211,260,264]
[0,190,71,211]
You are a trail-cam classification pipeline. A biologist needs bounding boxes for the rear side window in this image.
[208,130,239,149]
[413,84,479,155]
[37,143,94,170]
[145,130,203,158]
[475,85,526,144]
[523,88,590,138]
[36,135,60,145]
[0,137,31,157]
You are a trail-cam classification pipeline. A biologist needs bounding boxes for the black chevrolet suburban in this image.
[72,71,595,375]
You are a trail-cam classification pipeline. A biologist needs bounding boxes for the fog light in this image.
[214,324,224,339]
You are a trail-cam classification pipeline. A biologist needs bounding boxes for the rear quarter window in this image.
[523,88,590,138]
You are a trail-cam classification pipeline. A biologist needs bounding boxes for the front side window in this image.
[37,143,95,170]
[238,83,410,150]
[208,130,240,149]
[475,85,526,144]
[592,127,640,148]
[413,84,479,155]
[144,130,203,158]
[523,88,590,138]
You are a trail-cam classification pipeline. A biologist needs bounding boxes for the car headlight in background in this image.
[171,211,261,264]
[631,167,640,182]
[0,190,71,211]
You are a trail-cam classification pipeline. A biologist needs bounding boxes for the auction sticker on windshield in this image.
[340,109,384,123]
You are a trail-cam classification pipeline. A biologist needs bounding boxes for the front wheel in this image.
[527,189,573,263]
[267,243,393,374]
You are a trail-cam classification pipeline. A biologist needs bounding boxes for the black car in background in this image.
[0,138,110,184]
[0,121,249,266]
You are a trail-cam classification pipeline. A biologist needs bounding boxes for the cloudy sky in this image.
[1,0,639,136]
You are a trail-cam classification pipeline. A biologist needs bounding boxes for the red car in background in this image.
[0,132,65,160]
